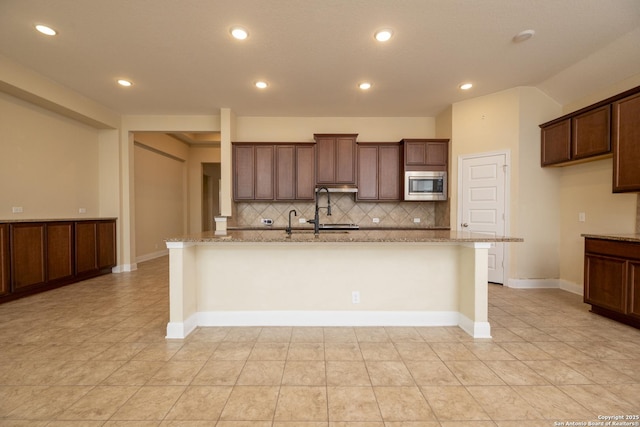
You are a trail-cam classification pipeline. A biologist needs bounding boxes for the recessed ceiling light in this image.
[117,79,133,87]
[459,83,473,90]
[255,81,268,89]
[230,27,249,40]
[513,29,535,43]
[374,29,393,42]
[359,82,372,90]
[35,24,57,36]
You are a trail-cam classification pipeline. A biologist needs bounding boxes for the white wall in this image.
[0,91,100,220]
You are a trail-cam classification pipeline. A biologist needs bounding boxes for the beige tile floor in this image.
[1,256,639,426]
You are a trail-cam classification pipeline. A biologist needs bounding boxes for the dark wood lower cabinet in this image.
[584,237,640,328]
[0,224,9,296]
[47,222,74,283]
[10,223,46,291]
[0,219,117,304]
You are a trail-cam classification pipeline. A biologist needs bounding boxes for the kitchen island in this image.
[165,229,522,339]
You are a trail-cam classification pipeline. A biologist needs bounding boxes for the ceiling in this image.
[1,0,639,118]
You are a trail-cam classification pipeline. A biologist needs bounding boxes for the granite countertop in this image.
[0,217,117,223]
[166,229,523,243]
[582,233,640,243]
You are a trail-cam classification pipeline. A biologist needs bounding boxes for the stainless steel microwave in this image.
[404,171,447,201]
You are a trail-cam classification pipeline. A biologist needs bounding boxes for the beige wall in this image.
[236,117,435,142]
[134,142,186,261]
[449,87,562,282]
[0,91,100,220]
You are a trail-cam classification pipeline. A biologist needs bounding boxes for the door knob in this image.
[461,223,469,228]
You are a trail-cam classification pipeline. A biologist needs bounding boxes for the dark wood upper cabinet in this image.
[541,105,611,167]
[315,134,357,186]
[572,105,611,160]
[276,145,296,200]
[233,145,255,200]
[295,145,316,200]
[613,91,640,192]
[254,145,275,200]
[540,119,571,166]
[10,223,46,290]
[0,224,8,296]
[402,139,448,171]
[47,222,74,283]
[357,143,401,201]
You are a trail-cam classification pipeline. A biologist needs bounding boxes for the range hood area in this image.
[316,186,358,193]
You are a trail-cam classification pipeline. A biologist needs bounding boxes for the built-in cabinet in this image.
[233,143,315,201]
[584,237,640,328]
[612,91,640,192]
[357,143,402,201]
[541,106,611,166]
[402,139,448,171]
[0,219,116,304]
[540,85,640,193]
[314,134,357,186]
[0,224,8,296]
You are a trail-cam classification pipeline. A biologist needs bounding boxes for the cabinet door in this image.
[11,223,46,290]
[276,145,295,200]
[75,222,98,277]
[335,136,356,184]
[296,145,315,200]
[405,141,426,166]
[613,92,640,192]
[425,142,447,167]
[541,119,571,166]
[316,137,336,185]
[97,221,116,270]
[378,145,401,200]
[234,145,255,200]
[572,105,611,160]
[47,222,74,283]
[0,224,8,296]
[357,145,379,200]
[629,261,640,320]
[584,254,626,313]
[255,145,275,200]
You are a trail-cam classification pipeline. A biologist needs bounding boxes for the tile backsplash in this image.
[232,194,450,229]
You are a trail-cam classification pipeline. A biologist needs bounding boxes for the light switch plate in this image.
[12,207,23,213]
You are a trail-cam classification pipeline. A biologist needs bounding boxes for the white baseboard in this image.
[165,310,497,339]
[166,313,199,339]
[136,249,169,264]
[112,263,138,273]
[458,314,492,339]
[197,310,461,328]
[506,278,583,296]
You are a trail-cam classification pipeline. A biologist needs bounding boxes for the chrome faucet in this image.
[286,209,297,236]
[308,187,332,235]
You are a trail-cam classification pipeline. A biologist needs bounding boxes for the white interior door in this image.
[459,152,508,284]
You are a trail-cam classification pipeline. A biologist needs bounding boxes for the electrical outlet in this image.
[78,208,87,214]
[372,218,380,223]
[578,212,586,222]
[261,218,273,226]
[298,218,307,224]
[12,207,23,214]
[352,291,360,304]
[413,217,421,223]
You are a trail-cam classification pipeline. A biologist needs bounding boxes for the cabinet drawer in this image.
[585,238,640,260]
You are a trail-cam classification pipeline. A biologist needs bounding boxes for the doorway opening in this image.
[202,163,221,231]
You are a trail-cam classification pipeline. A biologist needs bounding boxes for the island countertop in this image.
[582,233,640,243]
[166,229,523,244]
